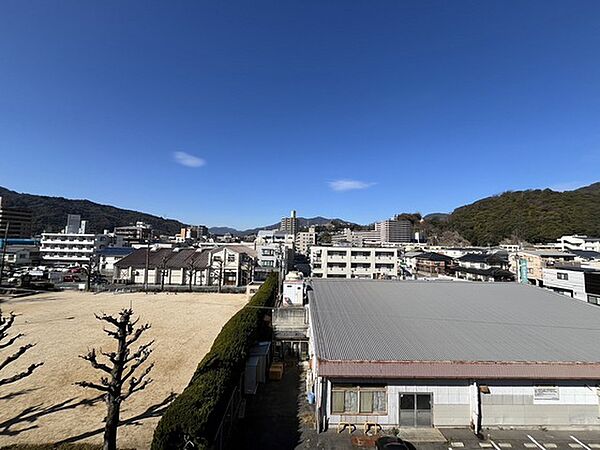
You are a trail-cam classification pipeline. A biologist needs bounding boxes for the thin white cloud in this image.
[173,151,206,168]
[548,181,585,192]
[328,179,375,192]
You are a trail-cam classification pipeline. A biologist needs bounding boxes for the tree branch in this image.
[122,363,154,400]
[79,349,112,374]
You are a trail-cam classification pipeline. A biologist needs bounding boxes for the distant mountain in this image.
[209,216,358,236]
[0,186,186,235]
[445,182,600,245]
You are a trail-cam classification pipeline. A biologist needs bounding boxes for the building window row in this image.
[332,385,387,414]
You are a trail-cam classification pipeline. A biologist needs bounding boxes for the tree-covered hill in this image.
[0,186,187,235]
[446,183,600,245]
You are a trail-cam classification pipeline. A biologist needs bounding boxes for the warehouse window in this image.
[332,385,387,414]
[588,294,600,305]
[557,272,569,280]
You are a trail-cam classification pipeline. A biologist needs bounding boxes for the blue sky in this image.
[1,1,599,229]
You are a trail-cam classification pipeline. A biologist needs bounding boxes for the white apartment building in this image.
[40,215,109,265]
[310,245,399,279]
[295,226,316,256]
[558,235,600,253]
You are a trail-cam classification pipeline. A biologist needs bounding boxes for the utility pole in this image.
[143,237,150,292]
[0,222,9,287]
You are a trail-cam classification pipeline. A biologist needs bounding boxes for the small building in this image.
[0,196,33,239]
[452,252,514,282]
[558,235,600,253]
[512,249,576,286]
[307,279,600,433]
[97,247,135,276]
[543,266,600,305]
[414,252,453,277]
[0,239,40,267]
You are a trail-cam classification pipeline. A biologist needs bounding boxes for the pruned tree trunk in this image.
[76,309,154,450]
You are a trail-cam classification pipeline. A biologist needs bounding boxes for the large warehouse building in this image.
[307,279,600,433]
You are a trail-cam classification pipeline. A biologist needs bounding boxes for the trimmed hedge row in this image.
[151,274,278,450]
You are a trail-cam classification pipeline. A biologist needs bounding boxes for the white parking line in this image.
[480,444,493,448]
[571,436,592,450]
[544,445,557,449]
[490,441,502,450]
[527,435,547,450]
[499,444,512,448]
[588,445,600,449]
[524,444,538,448]
[569,444,582,449]
[451,443,465,448]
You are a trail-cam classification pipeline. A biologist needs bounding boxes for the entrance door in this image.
[399,393,432,427]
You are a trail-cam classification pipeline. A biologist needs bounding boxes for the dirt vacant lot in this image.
[0,290,248,449]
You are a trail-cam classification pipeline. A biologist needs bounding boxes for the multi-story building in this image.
[40,215,109,265]
[310,246,399,279]
[377,217,413,243]
[558,235,600,253]
[113,221,153,245]
[543,266,600,305]
[512,249,576,286]
[0,197,33,239]
[295,226,316,256]
[175,225,209,242]
[279,210,299,235]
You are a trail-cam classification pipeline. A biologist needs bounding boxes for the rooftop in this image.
[308,279,600,379]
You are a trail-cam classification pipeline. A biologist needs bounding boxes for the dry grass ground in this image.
[0,290,248,449]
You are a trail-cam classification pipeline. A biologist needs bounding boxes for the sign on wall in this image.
[534,386,559,401]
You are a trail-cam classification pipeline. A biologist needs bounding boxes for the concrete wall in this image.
[323,380,600,429]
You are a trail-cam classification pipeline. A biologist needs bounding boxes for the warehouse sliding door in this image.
[399,393,432,427]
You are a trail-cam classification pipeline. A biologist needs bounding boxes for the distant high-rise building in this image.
[377,218,413,243]
[280,210,299,235]
[114,221,153,245]
[65,214,82,234]
[0,196,33,239]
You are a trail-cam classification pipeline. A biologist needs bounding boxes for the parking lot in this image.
[439,429,600,450]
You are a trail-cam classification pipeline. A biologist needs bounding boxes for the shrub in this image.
[151,274,277,450]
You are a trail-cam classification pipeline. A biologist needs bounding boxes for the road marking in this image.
[480,444,493,448]
[524,444,537,448]
[527,435,547,450]
[451,443,465,448]
[571,436,592,450]
[569,445,582,449]
[588,445,600,449]
[490,440,502,450]
[499,444,512,448]
[544,445,557,449]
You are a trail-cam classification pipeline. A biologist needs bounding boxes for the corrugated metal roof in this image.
[308,279,600,366]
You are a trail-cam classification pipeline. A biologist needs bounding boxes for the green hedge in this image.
[151,274,278,450]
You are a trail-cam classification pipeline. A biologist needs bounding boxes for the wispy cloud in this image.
[173,151,206,168]
[328,179,375,192]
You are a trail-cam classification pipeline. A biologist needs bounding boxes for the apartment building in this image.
[543,266,600,305]
[40,215,109,265]
[558,235,600,253]
[310,246,399,279]
[295,226,316,256]
[113,221,152,245]
[279,210,299,235]
[377,217,413,243]
[414,252,453,277]
[0,197,33,239]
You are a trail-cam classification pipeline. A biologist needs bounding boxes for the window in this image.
[588,294,600,305]
[227,254,236,262]
[331,385,387,414]
[557,272,569,280]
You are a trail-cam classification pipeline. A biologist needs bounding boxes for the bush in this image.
[151,274,278,450]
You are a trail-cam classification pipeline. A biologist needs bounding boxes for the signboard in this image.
[519,258,529,284]
[534,387,559,401]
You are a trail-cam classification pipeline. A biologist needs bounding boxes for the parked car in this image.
[376,437,409,450]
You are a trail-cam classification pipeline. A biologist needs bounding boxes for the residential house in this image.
[543,266,600,305]
[452,252,514,282]
[414,252,453,277]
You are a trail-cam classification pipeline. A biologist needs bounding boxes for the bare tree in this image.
[0,309,43,387]
[157,255,170,291]
[185,255,204,292]
[82,254,100,292]
[76,309,154,450]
